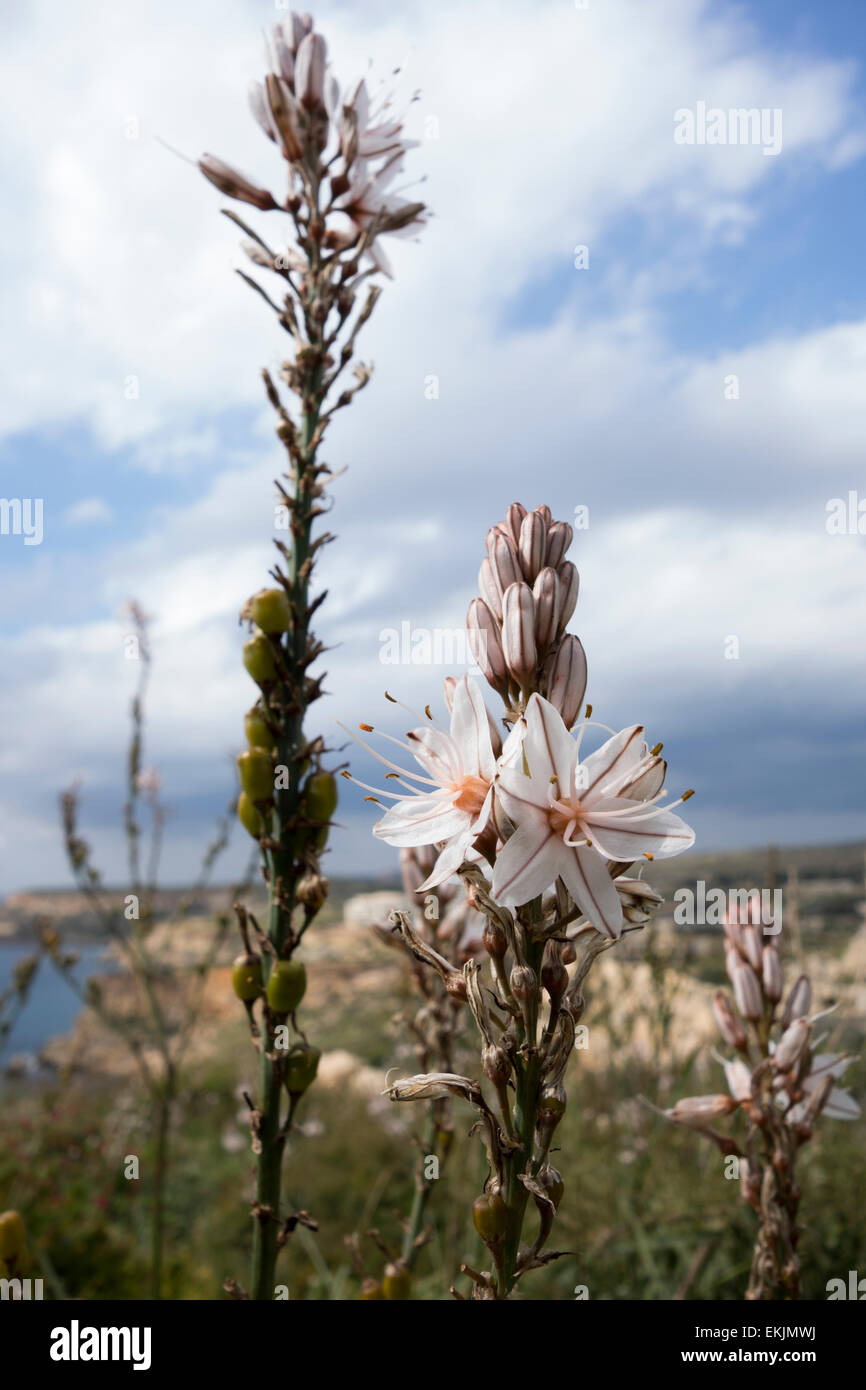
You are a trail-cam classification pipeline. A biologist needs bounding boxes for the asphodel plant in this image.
[666,896,860,1300]
[195,12,427,1300]
[344,503,696,1298]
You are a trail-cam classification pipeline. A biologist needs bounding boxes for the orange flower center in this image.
[452,775,489,817]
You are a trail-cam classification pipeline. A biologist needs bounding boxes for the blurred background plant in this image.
[41,600,252,1299]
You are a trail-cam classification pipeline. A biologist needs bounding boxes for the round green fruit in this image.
[266,959,307,1014]
[0,1211,26,1262]
[237,748,274,802]
[382,1262,411,1300]
[472,1192,507,1242]
[243,631,278,686]
[245,707,277,751]
[250,587,291,635]
[286,1046,321,1096]
[231,954,262,1002]
[237,792,264,839]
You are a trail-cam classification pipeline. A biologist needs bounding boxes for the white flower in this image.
[788,1053,860,1123]
[492,694,695,937]
[342,676,505,889]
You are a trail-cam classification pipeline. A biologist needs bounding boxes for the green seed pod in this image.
[360,1278,385,1300]
[472,1192,507,1242]
[243,631,278,686]
[304,770,338,823]
[266,959,307,1014]
[237,748,275,802]
[245,706,277,751]
[0,1211,26,1262]
[286,1045,321,1096]
[250,587,291,634]
[237,792,264,838]
[231,953,262,1002]
[382,1261,411,1300]
[539,1165,564,1208]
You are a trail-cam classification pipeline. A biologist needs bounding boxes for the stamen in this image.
[335,719,438,785]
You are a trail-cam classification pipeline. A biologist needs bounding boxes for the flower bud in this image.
[248,80,276,141]
[545,521,572,570]
[732,962,762,1021]
[295,32,327,110]
[545,635,587,730]
[762,944,783,1003]
[518,510,546,583]
[478,556,502,621]
[668,1094,738,1126]
[266,959,307,1014]
[467,598,509,697]
[231,953,263,1002]
[774,1018,809,1073]
[780,974,811,1030]
[472,1191,507,1242]
[501,583,537,688]
[488,530,522,600]
[237,748,275,802]
[556,561,579,633]
[264,74,304,162]
[243,631,278,686]
[198,155,278,211]
[712,990,747,1050]
[532,567,561,653]
[504,502,527,543]
[741,924,763,973]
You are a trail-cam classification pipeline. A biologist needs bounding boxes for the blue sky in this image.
[0,0,864,895]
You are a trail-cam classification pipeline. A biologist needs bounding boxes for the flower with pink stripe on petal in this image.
[492,693,695,937]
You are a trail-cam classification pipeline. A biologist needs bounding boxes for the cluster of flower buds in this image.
[199,11,426,278]
[667,896,859,1298]
[467,503,586,726]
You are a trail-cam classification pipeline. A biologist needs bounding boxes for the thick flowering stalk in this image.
[666,897,860,1300]
[346,504,694,1297]
[197,12,426,1300]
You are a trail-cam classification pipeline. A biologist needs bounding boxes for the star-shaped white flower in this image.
[342,676,504,889]
[492,694,695,937]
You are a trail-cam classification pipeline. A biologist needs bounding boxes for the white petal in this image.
[558,846,624,939]
[408,726,461,786]
[579,725,645,804]
[374,795,467,847]
[583,798,695,860]
[491,820,563,907]
[495,764,551,817]
[418,837,473,890]
[522,693,575,792]
[823,1087,861,1120]
[450,676,496,781]
[619,755,666,802]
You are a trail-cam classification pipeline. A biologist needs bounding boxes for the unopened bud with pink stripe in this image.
[467,599,509,698]
[762,944,783,1002]
[732,962,762,1021]
[501,583,537,688]
[713,990,748,1051]
[544,634,587,730]
[780,973,811,1029]
[774,1017,810,1072]
[667,1094,738,1127]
